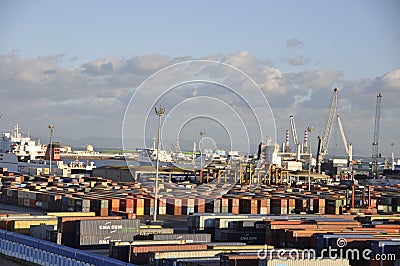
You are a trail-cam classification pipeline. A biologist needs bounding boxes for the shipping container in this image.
[149,250,224,266]
[258,258,350,266]
[78,234,136,246]
[46,212,96,217]
[139,228,174,235]
[153,233,211,243]
[76,219,140,236]
[220,254,259,266]
[217,230,266,244]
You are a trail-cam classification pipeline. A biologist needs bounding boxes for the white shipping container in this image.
[282,161,303,171]
[333,158,348,167]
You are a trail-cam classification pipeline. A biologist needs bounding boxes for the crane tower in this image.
[316,87,338,173]
[372,93,382,179]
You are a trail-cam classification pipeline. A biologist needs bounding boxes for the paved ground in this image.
[0,255,34,266]
[0,203,44,215]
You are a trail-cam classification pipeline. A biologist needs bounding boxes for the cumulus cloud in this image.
[287,56,310,66]
[285,69,343,90]
[380,69,400,91]
[0,51,398,155]
[287,38,304,48]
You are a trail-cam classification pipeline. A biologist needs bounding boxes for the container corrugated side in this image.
[150,249,225,260]
[258,259,350,266]
[139,228,174,235]
[153,233,211,243]
[79,234,136,246]
[46,212,96,217]
[77,219,140,236]
[133,243,208,253]
[113,240,187,246]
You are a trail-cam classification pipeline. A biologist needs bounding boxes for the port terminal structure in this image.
[93,159,330,188]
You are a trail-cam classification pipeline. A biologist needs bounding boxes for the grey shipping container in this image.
[153,233,211,243]
[76,219,140,236]
[139,228,174,235]
[79,234,136,246]
[217,230,266,244]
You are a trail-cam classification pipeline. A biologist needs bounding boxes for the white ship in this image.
[136,141,218,169]
[137,148,174,167]
[0,124,95,176]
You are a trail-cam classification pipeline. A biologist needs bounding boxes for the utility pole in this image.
[154,106,166,221]
[48,124,54,175]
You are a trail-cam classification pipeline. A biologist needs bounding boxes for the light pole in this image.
[128,241,133,263]
[307,126,314,191]
[154,106,166,222]
[391,143,395,171]
[200,131,205,169]
[48,124,54,175]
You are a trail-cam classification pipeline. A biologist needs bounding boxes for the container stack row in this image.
[0,170,399,218]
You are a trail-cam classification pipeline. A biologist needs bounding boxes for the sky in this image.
[0,1,399,157]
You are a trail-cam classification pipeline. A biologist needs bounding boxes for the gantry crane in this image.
[372,93,382,179]
[337,115,353,171]
[316,87,338,173]
[290,115,301,161]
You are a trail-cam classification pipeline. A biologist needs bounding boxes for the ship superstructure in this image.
[0,124,95,176]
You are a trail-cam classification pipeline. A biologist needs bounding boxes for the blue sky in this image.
[2,1,399,78]
[0,1,399,156]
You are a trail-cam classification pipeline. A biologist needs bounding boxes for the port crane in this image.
[290,116,301,161]
[372,93,382,179]
[337,115,353,171]
[316,87,338,173]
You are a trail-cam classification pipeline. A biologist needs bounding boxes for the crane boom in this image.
[337,115,353,169]
[337,115,349,155]
[290,115,301,161]
[290,116,299,145]
[372,93,382,179]
[317,87,338,173]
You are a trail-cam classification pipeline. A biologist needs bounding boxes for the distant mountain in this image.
[38,135,124,150]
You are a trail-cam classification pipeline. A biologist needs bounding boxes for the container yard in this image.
[1,161,400,266]
[0,89,399,266]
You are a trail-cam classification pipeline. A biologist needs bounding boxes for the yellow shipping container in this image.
[136,207,144,216]
[208,245,274,250]
[45,212,96,217]
[140,225,162,229]
[12,219,58,235]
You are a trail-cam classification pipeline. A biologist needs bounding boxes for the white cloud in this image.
[287,38,304,48]
[0,51,398,155]
[287,55,309,66]
[381,69,400,90]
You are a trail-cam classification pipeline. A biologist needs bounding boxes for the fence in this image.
[0,229,136,266]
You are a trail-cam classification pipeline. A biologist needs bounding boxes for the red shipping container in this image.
[195,198,206,213]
